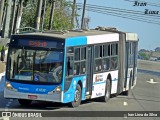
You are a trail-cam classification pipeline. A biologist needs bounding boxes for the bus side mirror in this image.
[6,43,10,47]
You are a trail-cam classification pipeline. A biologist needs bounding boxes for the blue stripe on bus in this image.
[10,81,60,94]
[112,79,118,81]
[65,36,87,47]
[93,81,105,85]
[93,79,118,85]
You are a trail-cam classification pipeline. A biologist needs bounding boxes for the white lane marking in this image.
[146,79,159,84]
[123,102,128,118]
[1,117,10,120]
[123,114,128,119]
[123,102,128,106]
[5,99,13,113]
[5,99,13,107]
[3,99,14,120]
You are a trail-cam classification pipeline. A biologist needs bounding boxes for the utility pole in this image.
[71,0,76,28]
[81,0,86,29]
[0,0,5,32]
[49,0,56,30]
[2,0,12,38]
[41,0,47,31]
[13,0,20,34]
[10,0,17,36]
[35,0,43,30]
[13,0,24,34]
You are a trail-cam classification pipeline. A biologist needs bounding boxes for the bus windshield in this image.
[7,47,64,84]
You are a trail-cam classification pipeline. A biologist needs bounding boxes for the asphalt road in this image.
[0,71,160,120]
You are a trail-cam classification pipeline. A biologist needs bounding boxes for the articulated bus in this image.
[4,28,138,107]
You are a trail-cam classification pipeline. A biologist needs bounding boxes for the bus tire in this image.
[122,72,132,96]
[69,84,82,108]
[18,99,32,106]
[99,79,111,102]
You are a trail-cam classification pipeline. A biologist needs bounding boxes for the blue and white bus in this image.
[4,28,138,107]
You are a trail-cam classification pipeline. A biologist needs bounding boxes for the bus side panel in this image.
[125,68,133,91]
[132,42,138,88]
[63,76,86,103]
[91,70,119,99]
[62,36,87,103]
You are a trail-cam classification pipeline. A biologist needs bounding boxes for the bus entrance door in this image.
[86,46,94,96]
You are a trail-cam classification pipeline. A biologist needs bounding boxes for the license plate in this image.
[28,95,37,100]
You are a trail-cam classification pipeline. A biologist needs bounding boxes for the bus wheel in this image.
[18,99,32,106]
[100,79,111,102]
[69,84,82,108]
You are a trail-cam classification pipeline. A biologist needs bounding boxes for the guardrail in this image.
[138,69,160,77]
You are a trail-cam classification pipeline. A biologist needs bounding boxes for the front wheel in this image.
[69,84,82,108]
[18,99,32,106]
[99,79,111,102]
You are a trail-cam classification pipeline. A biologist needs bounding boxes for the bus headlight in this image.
[6,82,17,91]
[54,86,61,93]
[48,86,61,94]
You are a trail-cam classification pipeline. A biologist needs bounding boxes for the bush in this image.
[139,52,150,60]
[0,45,7,52]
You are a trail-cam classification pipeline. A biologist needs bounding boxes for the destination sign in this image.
[17,39,64,48]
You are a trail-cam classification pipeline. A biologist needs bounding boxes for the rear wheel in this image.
[18,99,32,106]
[99,79,111,102]
[69,84,82,108]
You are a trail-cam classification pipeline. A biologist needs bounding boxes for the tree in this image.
[21,0,74,30]
[155,47,160,52]
[138,52,151,60]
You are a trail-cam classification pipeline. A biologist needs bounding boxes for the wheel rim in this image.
[75,89,80,102]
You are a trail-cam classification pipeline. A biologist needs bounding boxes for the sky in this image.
[75,0,160,51]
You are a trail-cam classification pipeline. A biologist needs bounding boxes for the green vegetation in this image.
[0,45,7,52]
[21,0,74,30]
[139,52,151,60]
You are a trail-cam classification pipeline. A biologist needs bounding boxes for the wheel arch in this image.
[77,80,83,95]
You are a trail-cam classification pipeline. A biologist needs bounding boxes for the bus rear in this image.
[4,34,65,105]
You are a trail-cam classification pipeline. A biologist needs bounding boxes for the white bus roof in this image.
[14,29,138,41]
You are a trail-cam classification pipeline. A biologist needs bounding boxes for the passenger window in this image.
[80,61,85,74]
[110,57,118,70]
[95,45,102,58]
[74,48,80,61]
[103,44,110,57]
[111,43,118,56]
[103,58,110,71]
[81,47,86,60]
[73,47,87,75]
[74,62,80,75]
[66,56,74,76]
[94,59,102,72]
